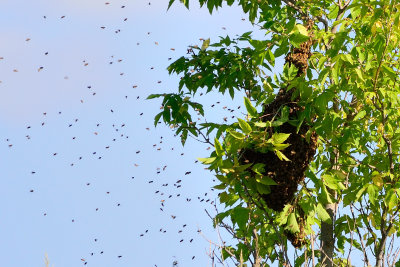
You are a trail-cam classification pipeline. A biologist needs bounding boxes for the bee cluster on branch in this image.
[239,20,318,248]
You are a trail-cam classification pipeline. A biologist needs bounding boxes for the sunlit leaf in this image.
[272,133,290,144]
[275,150,290,161]
[244,97,258,117]
[201,38,210,51]
[229,130,245,140]
[198,157,217,164]
[286,213,300,233]
[237,118,252,134]
[316,203,332,223]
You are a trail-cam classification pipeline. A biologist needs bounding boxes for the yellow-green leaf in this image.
[275,150,290,161]
[198,157,216,164]
[372,173,383,188]
[272,133,290,144]
[229,130,245,140]
[385,189,398,211]
[237,118,252,134]
[353,110,367,121]
[254,121,270,128]
[244,97,258,117]
[293,24,308,37]
[322,174,345,190]
[286,213,300,233]
[316,203,332,223]
[215,138,224,156]
[201,38,210,51]
[367,184,376,206]
[321,183,333,204]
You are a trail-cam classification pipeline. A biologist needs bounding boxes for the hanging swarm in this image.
[239,20,317,213]
[240,89,318,212]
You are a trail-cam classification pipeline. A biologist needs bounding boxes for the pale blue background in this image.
[0,0,262,266]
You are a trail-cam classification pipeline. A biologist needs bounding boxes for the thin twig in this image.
[349,206,371,266]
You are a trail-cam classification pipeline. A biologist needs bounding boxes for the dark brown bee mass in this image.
[239,20,317,248]
[240,87,317,212]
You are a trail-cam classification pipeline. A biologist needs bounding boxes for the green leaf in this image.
[328,3,339,19]
[382,64,397,81]
[372,173,383,188]
[181,129,188,146]
[214,210,231,224]
[367,184,376,206]
[273,143,290,150]
[167,0,176,10]
[353,110,366,121]
[289,24,309,48]
[385,189,398,211]
[219,192,230,203]
[147,93,164,99]
[232,206,249,229]
[154,112,163,127]
[221,246,234,261]
[213,183,227,190]
[293,24,308,37]
[315,91,334,114]
[341,54,353,65]
[251,163,265,175]
[355,68,365,82]
[244,97,258,117]
[286,213,300,233]
[275,150,290,161]
[281,106,289,121]
[198,157,217,164]
[322,174,345,190]
[316,203,332,223]
[229,130,245,140]
[320,184,333,204]
[274,38,289,57]
[215,138,224,156]
[256,176,278,185]
[163,109,171,123]
[256,182,271,194]
[254,122,269,128]
[272,133,290,144]
[266,49,275,66]
[201,38,210,51]
[237,118,252,135]
[355,184,368,202]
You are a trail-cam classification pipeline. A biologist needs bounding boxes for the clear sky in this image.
[0,0,266,266]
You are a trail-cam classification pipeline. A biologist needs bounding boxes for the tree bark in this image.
[320,196,336,267]
[320,146,339,267]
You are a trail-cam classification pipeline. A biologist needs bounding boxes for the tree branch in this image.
[281,0,329,31]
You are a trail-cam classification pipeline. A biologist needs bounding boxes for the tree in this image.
[148,0,400,266]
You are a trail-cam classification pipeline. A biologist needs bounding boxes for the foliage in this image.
[149,0,400,266]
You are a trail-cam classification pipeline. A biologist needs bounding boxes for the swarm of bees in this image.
[239,20,317,248]
[2,0,256,265]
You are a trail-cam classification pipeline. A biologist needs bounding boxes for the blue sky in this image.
[0,0,266,266]
[0,0,381,266]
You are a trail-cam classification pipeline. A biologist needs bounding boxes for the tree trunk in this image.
[320,147,339,267]
[375,231,388,267]
[320,197,336,267]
